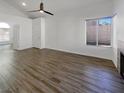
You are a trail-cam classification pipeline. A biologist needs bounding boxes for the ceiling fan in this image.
[28,2,54,16]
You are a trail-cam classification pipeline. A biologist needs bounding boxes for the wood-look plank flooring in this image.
[0,46,124,93]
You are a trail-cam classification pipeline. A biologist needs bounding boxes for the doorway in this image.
[0,22,12,49]
[0,22,20,50]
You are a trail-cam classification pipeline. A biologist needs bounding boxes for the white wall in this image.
[45,1,114,60]
[113,0,124,67]
[113,15,118,67]
[0,0,27,17]
[114,0,124,41]
[12,25,20,49]
[0,14,32,50]
[45,17,57,48]
[32,17,45,49]
[32,18,41,48]
[0,0,32,50]
[41,18,45,48]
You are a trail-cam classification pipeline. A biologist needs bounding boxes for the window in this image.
[86,17,112,46]
[0,28,10,42]
[0,22,10,29]
[0,23,10,42]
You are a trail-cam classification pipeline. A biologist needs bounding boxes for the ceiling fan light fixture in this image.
[22,2,26,6]
[27,2,54,16]
[40,10,44,13]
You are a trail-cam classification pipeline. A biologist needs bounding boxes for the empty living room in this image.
[0,0,124,93]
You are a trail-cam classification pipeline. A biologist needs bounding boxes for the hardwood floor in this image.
[0,47,124,93]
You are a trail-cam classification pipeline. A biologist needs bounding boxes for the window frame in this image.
[0,28,10,43]
[85,16,113,47]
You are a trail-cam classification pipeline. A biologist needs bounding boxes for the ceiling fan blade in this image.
[44,10,54,15]
[40,2,44,10]
[27,10,40,12]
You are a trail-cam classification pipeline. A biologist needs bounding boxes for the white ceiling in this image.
[4,0,111,19]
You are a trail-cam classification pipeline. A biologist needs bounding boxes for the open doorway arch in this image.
[0,22,11,45]
[0,14,32,50]
[0,22,20,50]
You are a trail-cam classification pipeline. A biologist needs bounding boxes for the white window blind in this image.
[86,17,112,46]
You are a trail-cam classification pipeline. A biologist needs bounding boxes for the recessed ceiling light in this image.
[40,10,44,13]
[22,2,26,6]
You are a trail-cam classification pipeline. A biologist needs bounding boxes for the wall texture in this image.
[0,0,27,17]
[45,1,114,60]
[32,17,45,49]
[0,14,32,50]
[113,0,124,67]
[32,18,42,48]
[0,0,32,50]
